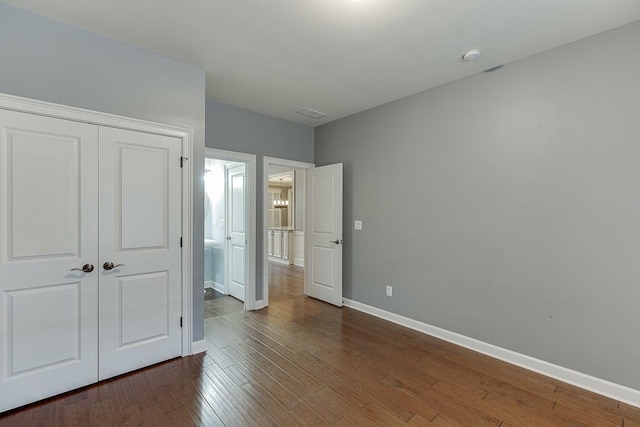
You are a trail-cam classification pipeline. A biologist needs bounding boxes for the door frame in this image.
[0,92,195,357]
[262,156,314,307]
[205,148,257,309]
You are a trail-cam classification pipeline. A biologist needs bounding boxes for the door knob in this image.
[330,239,343,245]
[70,264,94,273]
[103,262,125,271]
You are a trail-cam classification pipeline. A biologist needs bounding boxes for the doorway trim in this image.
[205,148,257,309]
[262,156,314,307]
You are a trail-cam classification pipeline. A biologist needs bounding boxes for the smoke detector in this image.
[296,108,327,119]
[462,49,482,61]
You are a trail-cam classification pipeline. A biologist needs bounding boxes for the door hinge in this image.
[180,156,188,168]
[180,316,183,328]
[180,237,183,247]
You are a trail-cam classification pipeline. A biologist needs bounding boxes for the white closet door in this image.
[0,110,99,412]
[98,127,182,380]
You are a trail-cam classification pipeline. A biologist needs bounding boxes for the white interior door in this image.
[0,110,99,412]
[227,164,246,302]
[305,163,343,307]
[98,127,182,380]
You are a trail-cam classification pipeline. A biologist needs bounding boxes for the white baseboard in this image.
[205,280,225,293]
[293,257,304,267]
[191,339,207,355]
[268,256,291,265]
[245,299,264,310]
[342,298,640,408]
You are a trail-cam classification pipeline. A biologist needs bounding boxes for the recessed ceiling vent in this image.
[296,108,327,119]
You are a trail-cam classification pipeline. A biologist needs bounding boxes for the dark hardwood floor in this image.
[2,262,639,426]
[204,287,244,319]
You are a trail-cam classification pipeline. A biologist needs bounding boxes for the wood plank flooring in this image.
[1,262,639,426]
[204,287,244,319]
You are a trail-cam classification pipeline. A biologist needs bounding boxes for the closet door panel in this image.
[0,110,99,413]
[119,144,168,250]
[98,127,182,380]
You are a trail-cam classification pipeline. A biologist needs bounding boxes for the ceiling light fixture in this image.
[462,49,482,61]
[274,199,289,208]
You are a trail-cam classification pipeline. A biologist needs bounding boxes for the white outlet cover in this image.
[354,220,362,230]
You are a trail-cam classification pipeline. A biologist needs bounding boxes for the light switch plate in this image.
[354,220,362,230]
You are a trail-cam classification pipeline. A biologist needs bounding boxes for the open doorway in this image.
[204,149,256,319]
[263,157,314,306]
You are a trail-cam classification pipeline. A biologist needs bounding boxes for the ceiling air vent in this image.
[296,108,327,119]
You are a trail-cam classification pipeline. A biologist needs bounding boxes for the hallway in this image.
[204,262,304,320]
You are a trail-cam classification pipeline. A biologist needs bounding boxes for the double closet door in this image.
[0,109,183,412]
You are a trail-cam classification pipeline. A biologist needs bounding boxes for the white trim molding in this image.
[204,280,225,293]
[342,298,640,408]
[293,231,305,267]
[191,340,207,355]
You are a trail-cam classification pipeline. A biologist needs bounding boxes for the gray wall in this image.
[315,21,640,390]
[206,100,314,300]
[0,3,207,341]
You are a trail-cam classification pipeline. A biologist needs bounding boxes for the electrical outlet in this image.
[354,220,362,230]
[386,285,393,297]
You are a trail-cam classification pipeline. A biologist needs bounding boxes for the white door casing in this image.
[98,127,183,380]
[287,188,294,228]
[0,110,99,412]
[306,163,343,307]
[227,164,246,302]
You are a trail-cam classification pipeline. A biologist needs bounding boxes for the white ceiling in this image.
[5,0,640,127]
[268,175,294,186]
